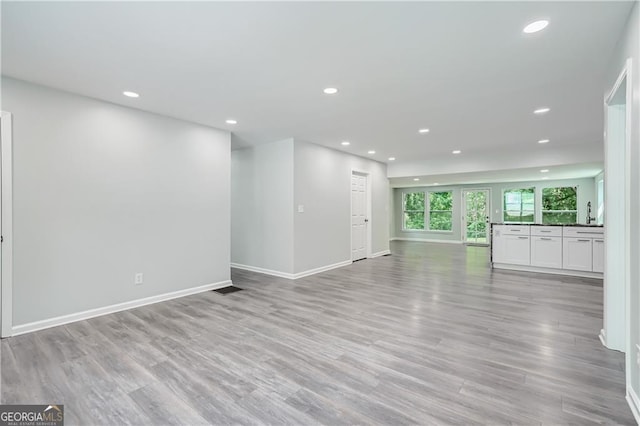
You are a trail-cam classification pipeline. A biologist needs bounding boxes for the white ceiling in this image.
[1,1,632,182]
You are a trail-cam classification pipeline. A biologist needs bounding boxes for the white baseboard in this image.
[11,279,232,336]
[627,386,640,425]
[232,259,352,280]
[492,263,604,279]
[390,237,463,244]
[293,260,352,279]
[369,249,391,258]
[599,329,607,347]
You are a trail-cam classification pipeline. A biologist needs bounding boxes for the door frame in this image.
[1,111,14,338]
[350,169,372,261]
[461,188,491,245]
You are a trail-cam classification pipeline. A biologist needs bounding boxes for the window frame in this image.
[502,187,536,223]
[402,191,426,231]
[426,190,454,232]
[540,186,579,225]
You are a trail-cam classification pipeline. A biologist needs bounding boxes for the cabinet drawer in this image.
[495,225,530,235]
[563,227,604,237]
[531,236,562,268]
[531,226,562,237]
[563,237,593,271]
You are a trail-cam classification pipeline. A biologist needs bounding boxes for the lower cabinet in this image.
[501,235,530,266]
[592,238,605,273]
[562,237,593,271]
[531,236,562,269]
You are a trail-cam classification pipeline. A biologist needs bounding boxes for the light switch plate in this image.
[298,205,304,213]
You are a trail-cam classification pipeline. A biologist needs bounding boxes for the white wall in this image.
[392,177,597,242]
[2,78,231,327]
[231,139,294,273]
[293,141,389,273]
[603,1,640,411]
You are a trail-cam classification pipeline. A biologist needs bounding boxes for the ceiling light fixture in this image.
[418,128,430,134]
[540,169,549,173]
[433,183,439,186]
[368,150,376,154]
[523,20,549,34]
[225,119,237,124]
[538,139,550,144]
[123,91,139,98]
[388,157,396,161]
[323,87,338,95]
[341,141,350,146]
[541,176,549,180]
[413,178,420,181]
[534,107,550,114]
[452,150,461,154]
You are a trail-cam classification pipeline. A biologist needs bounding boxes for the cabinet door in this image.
[563,238,593,271]
[531,237,562,269]
[502,235,530,266]
[592,239,604,273]
[492,234,505,263]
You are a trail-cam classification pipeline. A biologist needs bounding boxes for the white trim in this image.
[231,263,295,279]
[1,111,13,338]
[12,279,232,336]
[369,250,391,258]
[492,263,603,279]
[599,329,607,347]
[293,260,352,279]
[627,386,640,425]
[231,259,352,280]
[391,237,463,244]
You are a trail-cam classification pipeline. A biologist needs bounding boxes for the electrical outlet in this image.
[636,344,640,367]
[135,273,143,285]
[298,205,304,213]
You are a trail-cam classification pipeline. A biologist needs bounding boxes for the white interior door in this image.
[462,189,490,245]
[0,111,13,338]
[351,174,367,261]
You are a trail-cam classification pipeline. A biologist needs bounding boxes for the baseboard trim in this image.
[11,279,232,336]
[369,250,391,258]
[293,260,352,279]
[492,263,604,279]
[599,329,607,347]
[231,260,352,280]
[231,263,295,279]
[626,386,640,425]
[390,237,463,244]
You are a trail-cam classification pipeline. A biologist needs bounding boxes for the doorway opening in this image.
[462,189,490,246]
[1,111,14,338]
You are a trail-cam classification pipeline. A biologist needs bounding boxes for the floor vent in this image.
[213,286,244,295]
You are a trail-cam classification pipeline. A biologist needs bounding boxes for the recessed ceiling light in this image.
[388,157,396,161]
[323,87,338,95]
[341,141,350,146]
[418,128,430,134]
[534,107,550,114]
[523,20,549,34]
[123,91,139,98]
[225,119,237,124]
[413,178,420,181]
[540,169,549,173]
[433,183,439,186]
[452,150,461,154]
[538,139,550,144]
[368,150,376,154]
[541,176,549,180]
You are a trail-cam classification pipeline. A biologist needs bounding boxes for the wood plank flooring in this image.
[1,241,635,425]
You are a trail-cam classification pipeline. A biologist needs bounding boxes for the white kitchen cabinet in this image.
[531,236,562,269]
[501,235,531,265]
[563,237,593,271]
[592,238,605,273]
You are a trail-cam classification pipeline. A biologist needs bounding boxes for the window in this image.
[542,186,577,224]
[428,191,453,231]
[504,188,535,222]
[403,192,425,230]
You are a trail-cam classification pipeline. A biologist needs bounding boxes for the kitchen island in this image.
[491,223,604,278]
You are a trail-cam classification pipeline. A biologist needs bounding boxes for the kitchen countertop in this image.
[491,223,604,227]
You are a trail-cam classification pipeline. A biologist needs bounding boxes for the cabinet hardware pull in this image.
[577,231,602,234]
[510,229,521,232]
[540,230,551,233]
[540,237,552,241]
[577,239,590,242]
[595,239,604,242]
[517,236,528,239]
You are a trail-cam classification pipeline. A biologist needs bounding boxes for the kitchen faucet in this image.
[586,201,596,224]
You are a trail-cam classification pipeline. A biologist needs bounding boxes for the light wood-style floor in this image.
[1,241,635,425]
